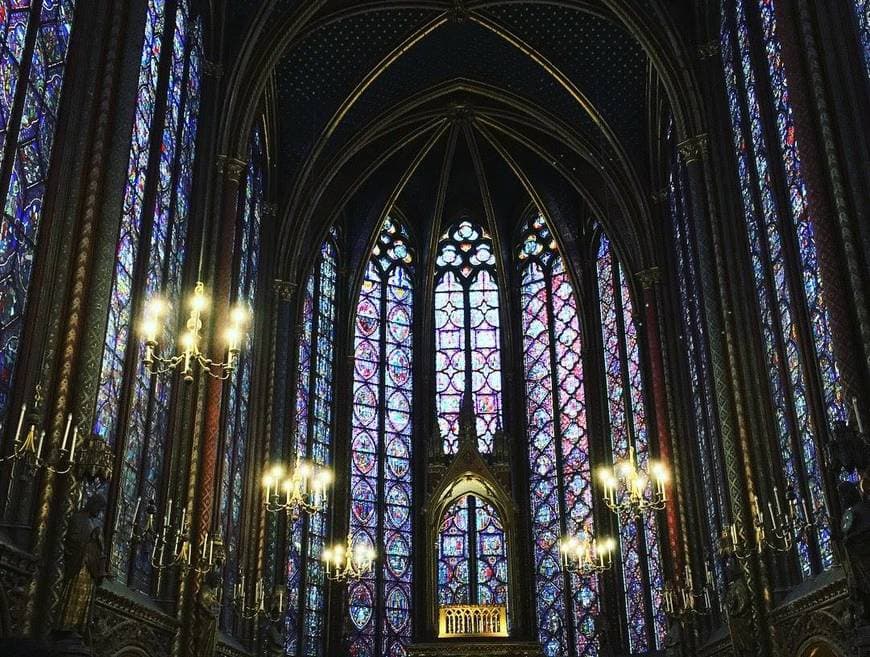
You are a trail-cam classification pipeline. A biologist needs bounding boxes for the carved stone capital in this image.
[677,134,709,164]
[223,157,247,184]
[651,189,669,205]
[272,279,297,302]
[636,267,662,290]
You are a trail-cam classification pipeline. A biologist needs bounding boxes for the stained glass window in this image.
[720,0,843,575]
[91,0,202,590]
[854,0,870,78]
[219,124,263,632]
[434,219,502,454]
[345,216,413,657]
[596,235,666,652]
[0,0,76,441]
[666,136,729,595]
[286,232,338,657]
[437,494,508,610]
[518,212,597,657]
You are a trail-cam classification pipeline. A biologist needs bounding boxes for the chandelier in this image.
[262,459,333,517]
[141,281,249,382]
[558,533,616,576]
[322,534,376,582]
[598,446,669,519]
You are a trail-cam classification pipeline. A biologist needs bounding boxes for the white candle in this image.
[768,501,778,531]
[801,498,811,524]
[279,589,284,613]
[14,404,26,445]
[69,426,78,463]
[730,523,738,547]
[132,496,141,524]
[36,430,45,460]
[165,498,173,527]
[60,413,72,452]
[202,531,208,560]
[854,397,865,434]
[773,487,783,516]
[208,538,214,565]
[179,507,187,533]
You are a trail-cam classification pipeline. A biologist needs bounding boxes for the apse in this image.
[0,2,868,657]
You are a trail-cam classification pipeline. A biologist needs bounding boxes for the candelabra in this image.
[262,459,332,517]
[323,535,376,582]
[748,485,816,555]
[141,282,249,382]
[558,534,616,576]
[233,575,286,622]
[598,446,669,520]
[1,399,82,475]
[126,496,223,574]
[664,562,715,620]
[722,522,754,561]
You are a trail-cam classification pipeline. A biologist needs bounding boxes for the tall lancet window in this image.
[596,234,666,652]
[721,0,844,575]
[434,219,502,454]
[345,217,414,657]
[287,231,338,657]
[218,124,263,633]
[518,212,598,657]
[666,138,728,593]
[92,0,202,591]
[0,0,76,435]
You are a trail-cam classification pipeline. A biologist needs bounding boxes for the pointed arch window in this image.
[345,216,414,657]
[518,212,598,657]
[434,219,503,454]
[720,0,844,575]
[287,232,338,657]
[437,494,509,608]
[666,133,729,594]
[596,235,666,652]
[219,124,264,633]
[0,0,77,436]
[91,0,202,591]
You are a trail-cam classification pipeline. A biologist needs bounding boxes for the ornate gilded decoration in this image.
[438,604,508,638]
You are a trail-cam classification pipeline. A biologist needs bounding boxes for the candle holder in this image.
[262,458,332,518]
[721,523,754,561]
[558,533,616,576]
[323,535,376,583]
[1,400,84,476]
[664,561,715,620]
[597,446,668,521]
[140,283,249,383]
[748,485,816,555]
[233,575,286,622]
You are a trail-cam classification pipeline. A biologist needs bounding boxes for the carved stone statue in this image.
[663,617,684,657]
[260,607,285,656]
[841,471,870,623]
[723,555,755,657]
[58,494,107,635]
[194,570,221,657]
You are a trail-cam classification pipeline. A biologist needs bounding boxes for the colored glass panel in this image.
[92,0,202,585]
[0,0,75,440]
[346,217,413,657]
[519,213,597,657]
[596,235,665,652]
[721,0,834,574]
[220,124,262,632]
[287,235,338,657]
[668,147,728,594]
[434,220,502,454]
[855,0,870,78]
[437,494,508,612]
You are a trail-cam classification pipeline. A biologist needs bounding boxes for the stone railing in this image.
[438,604,508,638]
